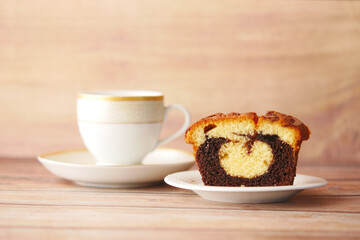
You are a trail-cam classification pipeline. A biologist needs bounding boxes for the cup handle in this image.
[154,104,191,149]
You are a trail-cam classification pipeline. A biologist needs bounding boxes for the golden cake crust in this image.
[259,111,310,141]
[185,112,257,144]
[185,111,311,160]
[185,111,310,145]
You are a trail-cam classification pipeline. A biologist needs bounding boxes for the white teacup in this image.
[77,90,191,166]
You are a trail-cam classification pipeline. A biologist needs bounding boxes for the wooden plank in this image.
[1,189,359,213]
[1,228,359,240]
[0,162,359,238]
[0,205,359,233]
[0,0,359,163]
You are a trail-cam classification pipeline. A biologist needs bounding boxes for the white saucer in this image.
[38,148,194,188]
[165,170,327,203]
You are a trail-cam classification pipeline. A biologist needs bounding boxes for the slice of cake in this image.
[185,111,310,187]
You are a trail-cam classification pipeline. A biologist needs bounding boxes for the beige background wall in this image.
[1,0,360,164]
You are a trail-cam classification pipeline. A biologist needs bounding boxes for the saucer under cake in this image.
[165,170,327,203]
[38,148,194,188]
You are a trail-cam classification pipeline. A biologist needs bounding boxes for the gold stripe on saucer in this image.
[78,94,163,101]
[38,148,87,159]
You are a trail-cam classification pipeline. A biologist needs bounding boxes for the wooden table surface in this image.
[0,157,359,239]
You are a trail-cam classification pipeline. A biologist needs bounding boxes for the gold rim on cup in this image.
[78,90,164,101]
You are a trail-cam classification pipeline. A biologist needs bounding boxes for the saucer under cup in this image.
[38,148,195,188]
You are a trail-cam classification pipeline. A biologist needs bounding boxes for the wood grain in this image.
[0,0,360,163]
[2,229,360,240]
[2,229,359,240]
[1,205,359,232]
[0,158,360,239]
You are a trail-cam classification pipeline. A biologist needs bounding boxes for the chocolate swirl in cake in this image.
[196,134,295,187]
